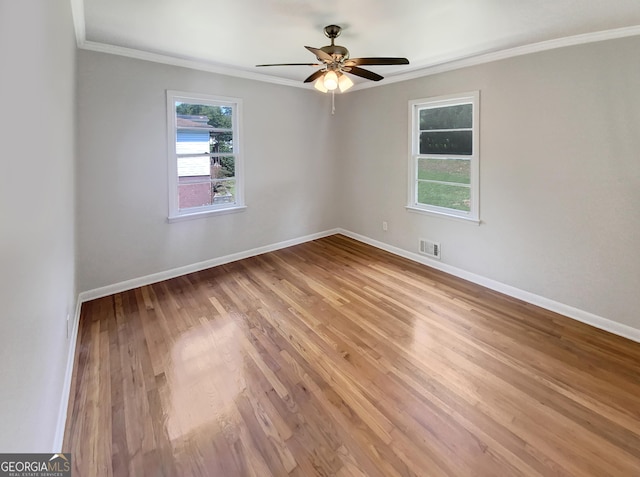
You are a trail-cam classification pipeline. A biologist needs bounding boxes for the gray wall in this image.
[336,36,640,330]
[77,51,340,291]
[0,0,77,450]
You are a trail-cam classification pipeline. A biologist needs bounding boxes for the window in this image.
[167,90,244,221]
[408,91,479,222]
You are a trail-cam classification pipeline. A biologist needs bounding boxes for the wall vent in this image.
[419,239,441,259]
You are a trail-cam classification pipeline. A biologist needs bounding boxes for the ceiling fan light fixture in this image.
[338,73,354,92]
[314,77,328,93]
[323,70,339,91]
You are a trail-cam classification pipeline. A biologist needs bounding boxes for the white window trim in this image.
[407,91,480,224]
[166,90,245,221]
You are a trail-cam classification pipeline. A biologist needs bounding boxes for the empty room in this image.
[1,0,640,475]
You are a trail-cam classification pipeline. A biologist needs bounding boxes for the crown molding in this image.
[78,40,310,89]
[351,24,640,91]
[70,0,86,47]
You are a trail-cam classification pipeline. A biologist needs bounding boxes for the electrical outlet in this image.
[382,221,388,231]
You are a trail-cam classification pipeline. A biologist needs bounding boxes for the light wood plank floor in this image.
[63,234,640,476]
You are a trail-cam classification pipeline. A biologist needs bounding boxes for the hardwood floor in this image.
[63,234,640,476]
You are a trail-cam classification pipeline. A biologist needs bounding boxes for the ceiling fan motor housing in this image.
[320,44,349,61]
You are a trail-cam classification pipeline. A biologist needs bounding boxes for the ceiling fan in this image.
[256,25,409,93]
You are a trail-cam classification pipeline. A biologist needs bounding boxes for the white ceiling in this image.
[79,0,640,87]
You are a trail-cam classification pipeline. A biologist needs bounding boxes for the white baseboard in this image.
[52,297,82,452]
[338,229,640,344]
[79,228,340,302]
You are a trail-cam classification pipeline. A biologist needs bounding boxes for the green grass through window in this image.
[418,182,470,211]
[418,158,470,183]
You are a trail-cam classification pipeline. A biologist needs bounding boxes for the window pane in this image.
[175,102,234,154]
[208,106,233,129]
[212,179,235,204]
[176,155,235,209]
[175,102,233,128]
[417,158,470,184]
[211,156,235,178]
[420,104,472,130]
[417,182,470,211]
[177,177,237,209]
[175,123,210,155]
[178,177,212,209]
[420,131,472,155]
[178,155,210,177]
[210,130,233,153]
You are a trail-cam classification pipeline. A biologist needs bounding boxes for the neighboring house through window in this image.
[167,91,244,221]
[408,91,479,222]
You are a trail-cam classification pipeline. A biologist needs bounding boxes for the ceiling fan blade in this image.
[256,63,321,67]
[303,69,326,83]
[305,46,333,63]
[347,66,384,82]
[345,57,410,66]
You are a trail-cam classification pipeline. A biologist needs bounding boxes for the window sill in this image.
[168,205,247,223]
[405,205,480,225]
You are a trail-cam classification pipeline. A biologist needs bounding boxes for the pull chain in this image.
[331,90,335,115]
